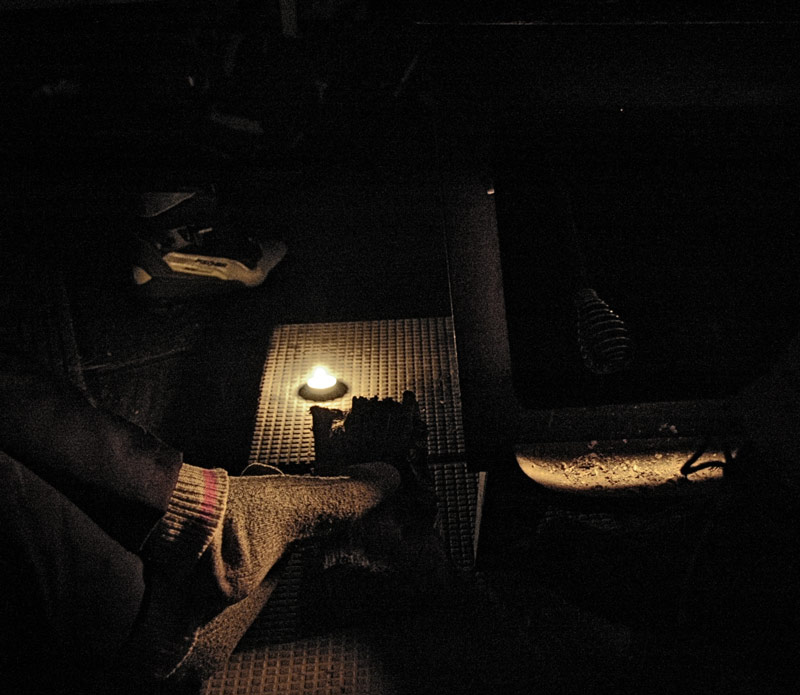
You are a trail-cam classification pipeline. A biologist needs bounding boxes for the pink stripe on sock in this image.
[201,468,219,518]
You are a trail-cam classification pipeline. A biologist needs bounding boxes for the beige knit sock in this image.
[203,462,401,602]
[141,464,230,576]
[127,461,400,681]
[126,464,228,680]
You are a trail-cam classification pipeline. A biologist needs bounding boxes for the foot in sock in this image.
[128,461,400,680]
[205,462,401,602]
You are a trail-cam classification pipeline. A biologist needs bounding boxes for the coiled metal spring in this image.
[574,288,633,375]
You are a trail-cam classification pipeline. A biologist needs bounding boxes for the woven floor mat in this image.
[204,317,481,695]
[0,235,86,391]
[248,317,465,469]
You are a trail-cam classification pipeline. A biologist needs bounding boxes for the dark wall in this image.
[426,20,800,409]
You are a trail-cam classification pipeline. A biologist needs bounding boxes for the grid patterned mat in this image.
[249,317,465,470]
[205,631,399,695]
[204,317,479,695]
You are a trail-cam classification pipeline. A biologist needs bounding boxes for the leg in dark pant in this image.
[0,352,184,553]
[0,452,146,693]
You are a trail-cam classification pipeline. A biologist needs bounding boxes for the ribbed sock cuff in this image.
[142,464,229,572]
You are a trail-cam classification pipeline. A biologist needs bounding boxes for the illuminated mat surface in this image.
[204,317,479,695]
[249,317,465,469]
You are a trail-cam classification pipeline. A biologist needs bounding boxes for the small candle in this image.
[298,365,348,401]
[307,365,337,390]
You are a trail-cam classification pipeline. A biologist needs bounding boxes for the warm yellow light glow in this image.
[307,365,337,390]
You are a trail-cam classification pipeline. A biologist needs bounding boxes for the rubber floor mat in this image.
[249,317,465,469]
[203,317,479,695]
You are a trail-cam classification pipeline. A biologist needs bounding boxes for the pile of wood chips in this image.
[305,392,456,625]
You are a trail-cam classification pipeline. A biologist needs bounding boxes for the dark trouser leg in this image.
[0,353,183,552]
[0,452,145,692]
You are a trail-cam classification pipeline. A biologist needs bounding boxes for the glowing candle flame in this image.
[307,366,337,390]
